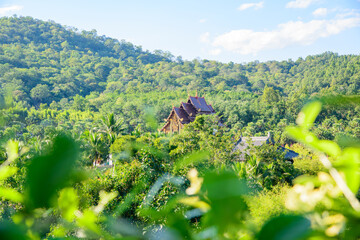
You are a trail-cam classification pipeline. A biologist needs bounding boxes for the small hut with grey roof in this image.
[160,95,216,133]
[234,132,299,162]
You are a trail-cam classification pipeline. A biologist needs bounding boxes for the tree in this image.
[85,129,107,166]
[30,84,51,104]
[262,86,280,105]
[170,115,235,165]
[100,113,124,145]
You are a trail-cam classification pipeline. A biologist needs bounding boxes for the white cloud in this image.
[199,32,210,43]
[212,17,360,55]
[238,1,264,11]
[0,5,23,15]
[209,48,222,56]
[336,9,360,19]
[199,19,207,23]
[313,8,328,17]
[286,0,318,9]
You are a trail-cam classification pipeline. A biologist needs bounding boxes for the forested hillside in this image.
[1,17,359,138]
[1,16,360,239]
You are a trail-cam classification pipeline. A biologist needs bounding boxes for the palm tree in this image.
[100,113,124,145]
[86,129,106,166]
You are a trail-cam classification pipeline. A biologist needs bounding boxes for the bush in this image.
[246,184,291,229]
[289,143,325,175]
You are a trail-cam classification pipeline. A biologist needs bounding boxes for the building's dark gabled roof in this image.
[208,104,215,112]
[160,95,216,133]
[188,96,214,113]
[174,107,191,124]
[181,102,197,118]
[163,107,191,124]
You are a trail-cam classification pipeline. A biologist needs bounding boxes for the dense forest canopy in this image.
[1,16,360,239]
[1,16,359,138]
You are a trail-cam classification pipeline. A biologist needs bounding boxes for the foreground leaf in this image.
[25,135,79,210]
[334,148,360,193]
[296,101,322,129]
[58,187,79,222]
[0,221,27,240]
[201,170,249,234]
[258,215,311,240]
[0,166,18,181]
[0,187,23,203]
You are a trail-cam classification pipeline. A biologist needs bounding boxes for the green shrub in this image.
[247,184,291,229]
[290,143,325,175]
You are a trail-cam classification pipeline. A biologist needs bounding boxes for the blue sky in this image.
[0,0,359,63]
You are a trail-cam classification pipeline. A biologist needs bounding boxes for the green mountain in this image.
[0,16,359,135]
[1,17,360,240]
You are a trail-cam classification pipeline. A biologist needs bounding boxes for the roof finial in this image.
[195,90,198,97]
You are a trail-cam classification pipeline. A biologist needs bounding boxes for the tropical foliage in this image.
[0,16,360,239]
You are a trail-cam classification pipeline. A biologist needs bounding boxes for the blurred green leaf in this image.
[165,214,193,240]
[77,209,101,235]
[0,221,27,240]
[49,224,67,238]
[0,166,17,182]
[58,187,79,222]
[293,175,321,186]
[106,217,141,238]
[258,215,311,240]
[334,148,360,193]
[319,95,360,106]
[93,190,118,214]
[286,127,318,145]
[337,135,360,149]
[25,135,79,210]
[201,170,249,234]
[0,187,23,203]
[143,173,184,206]
[179,196,210,211]
[5,140,19,163]
[174,151,209,171]
[296,101,322,129]
[287,127,341,157]
[185,168,203,195]
[139,196,183,224]
[314,140,341,157]
[114,181,145,217]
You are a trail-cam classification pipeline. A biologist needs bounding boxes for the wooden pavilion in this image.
[160,95,216,133]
